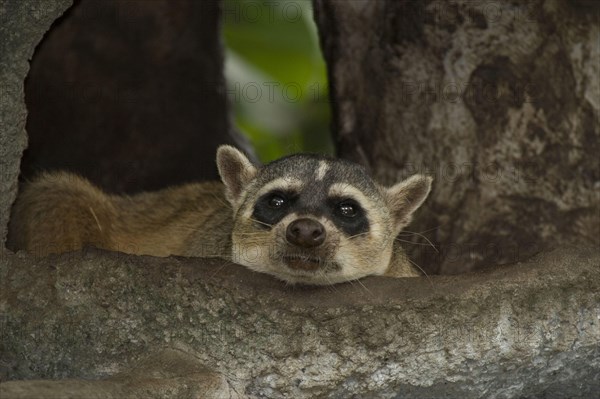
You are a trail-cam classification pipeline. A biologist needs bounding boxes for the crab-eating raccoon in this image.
[8,146,432,285]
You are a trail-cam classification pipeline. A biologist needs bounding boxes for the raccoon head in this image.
[216,145,432,285]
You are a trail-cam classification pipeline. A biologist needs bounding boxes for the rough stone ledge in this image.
[0,348,239,399]
[1,245,599,398]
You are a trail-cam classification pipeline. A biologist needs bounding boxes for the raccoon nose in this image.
[286,218,326,248]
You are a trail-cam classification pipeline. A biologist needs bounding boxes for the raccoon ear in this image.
[216,145,258,204]
[384,174,432,233]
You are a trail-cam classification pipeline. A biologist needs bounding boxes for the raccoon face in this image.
[216,145,432,285]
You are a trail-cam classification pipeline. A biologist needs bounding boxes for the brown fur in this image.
[8,146,431,285]
[8,172,232,259]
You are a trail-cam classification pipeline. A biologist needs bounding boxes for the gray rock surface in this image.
[1,246,599,398]
[0,349,240,399]
[314,0,600,274]
[0,0,73,246]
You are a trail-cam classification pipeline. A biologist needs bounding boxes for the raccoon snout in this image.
[286,218,326,248]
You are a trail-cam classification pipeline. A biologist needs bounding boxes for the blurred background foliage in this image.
[222,0,333,162]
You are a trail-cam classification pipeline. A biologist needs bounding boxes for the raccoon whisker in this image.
[248,217,273,228]
[318,269,338,291]
[207,259,233,280]
[406,258,434,289]
[346,231,372,239]
[87,206,103,232]
[345,277,356,289]
[354,277,374,297]
[191,254,228,259]
[397,230,439,253]
[414,225,442,235]
[397,225,441,237]
[208,192,232,210]
[394,237,437,247]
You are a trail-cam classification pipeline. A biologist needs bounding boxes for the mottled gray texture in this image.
[1,246,599,398]
[314,0,600,274]
[0,349,240,399]
[0,0,73,246]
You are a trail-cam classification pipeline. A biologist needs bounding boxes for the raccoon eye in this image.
[337,201,358,217]
[268,194,286,209]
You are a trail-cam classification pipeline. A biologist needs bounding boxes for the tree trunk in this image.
[314,0,599,274]
[1,247,599,398]
[21,0,251,194]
